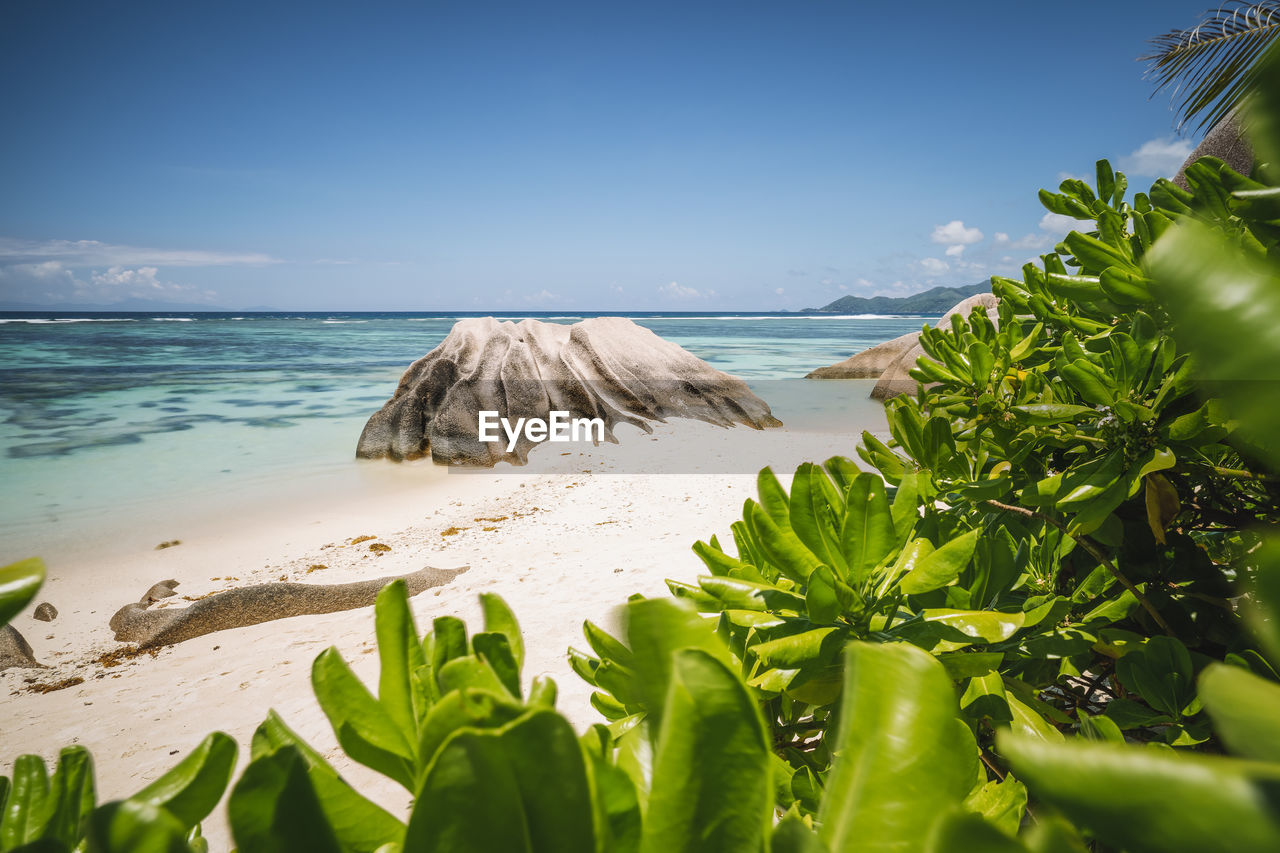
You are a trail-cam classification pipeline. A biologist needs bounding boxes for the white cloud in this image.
[1039,212,1085,237]
[1119,137,1194,178]
[944,244,965,257]
[0,237,278,267]
[658,281,711,300]
[609,283,624,294]
[525,289,560,304]
[0,260,217,305]
[930,220,983,246]
[919,257,949,276]
[775,287,785,295]
[871,280,913,297]
[997,230,1053,250]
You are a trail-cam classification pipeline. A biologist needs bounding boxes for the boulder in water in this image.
[806,331,919,379]
[357,317,781,465]
[871,293,1000,400]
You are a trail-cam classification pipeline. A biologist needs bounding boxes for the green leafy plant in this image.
[575,66,1280,839]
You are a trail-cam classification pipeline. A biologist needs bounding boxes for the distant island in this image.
[799,281,990,314]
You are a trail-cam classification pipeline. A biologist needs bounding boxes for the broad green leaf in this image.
[471,633,522,699]
[1010,404,1095,425]
[436,655,510,699]
[1022,817,1089,853]
[900,529,980,594]
[227,745,343,853]
[624,598,729,739]
[818,642,973,853]
[415,688,526,776]
[889,471,920,542]
[36,746,96,850]
[413,710,595,853]
[937,652,1003,680]
[311,648,414,790]
[1200,664,1280,763]
[805,566,841,624]
[2,755,49,849]
[1149,218,1280,464]
[1247,537,1280,667]
[582,620,633,668]
[1000,733,1280,853]
[758,467,794,530]
[926,810,1027,853]
[772,813,829,853]
[963,776,1027,837]
[251,711,406,853]
[133,733,235,831]
[748,502,822,583]
[751,627,846,669]
[1005,692,1064,742]
[375,580,426,738]
[430,616,468,674]
[581,726,642,853]
[86,799,192,853]
[1078,712,1124,744]
[528,675,557,708]
[692,539,742,576]
[873,537,933,598]
[1102,698,1176,730]
[790,464,844,573]
[696,575,806,613]
[960,673,1012,723]
[0,557,44,629]
[479,592,524,671]
[840,474,897,584]
[640,650,771,853]
[1116,637,1196,718]
[1060,359,1115,406]
[919,609,1024,644]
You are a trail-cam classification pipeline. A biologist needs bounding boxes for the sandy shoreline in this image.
[0,414,878,846]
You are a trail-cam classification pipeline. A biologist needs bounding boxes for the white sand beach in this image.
[0,416,877,847]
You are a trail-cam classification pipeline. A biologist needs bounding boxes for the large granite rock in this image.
[357,317,781,465]
[871,293,999,400]
[1173,111,1252,190]
[806,331,920,379]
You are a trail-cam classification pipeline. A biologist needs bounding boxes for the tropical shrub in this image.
[240,583,1055,851]
[573,60,1280,837]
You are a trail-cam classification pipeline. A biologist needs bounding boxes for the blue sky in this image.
[0,0,1216,310]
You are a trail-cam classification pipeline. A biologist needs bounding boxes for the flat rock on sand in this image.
[110,565,467,648]
[357,316,781,465]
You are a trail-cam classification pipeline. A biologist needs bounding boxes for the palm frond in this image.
[1142,1,1280,131]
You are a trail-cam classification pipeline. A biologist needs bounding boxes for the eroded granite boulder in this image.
[357,317,781,465]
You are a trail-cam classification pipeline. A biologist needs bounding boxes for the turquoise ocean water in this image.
[0,311,928,561]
